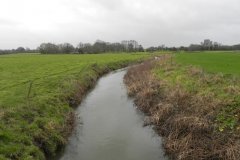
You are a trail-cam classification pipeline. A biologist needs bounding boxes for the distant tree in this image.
[179,46,188,51]
[59,43,75,54]
[93,41,107,53]
[38,43,59,54]
[158,45,165,51]
[77,42,85,48]
[37,40,145,54]
[146,47,157,52]
[138,45,144,52]
[25,47,31,53]
[82,43,93,54]
[128,44,134,52]
[16,47,25,53]
[233,44,240,50]
[188,44,203,51]
[111,43,125,52]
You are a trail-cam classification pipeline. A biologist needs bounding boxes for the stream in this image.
[59,69,167,160]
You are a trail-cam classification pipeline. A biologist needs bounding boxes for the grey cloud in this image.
[0,0,240,49]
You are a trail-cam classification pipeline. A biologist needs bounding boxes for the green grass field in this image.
[175,51,240,75]
[0,53,149,160]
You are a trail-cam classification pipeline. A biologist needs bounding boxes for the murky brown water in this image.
[60,69,167,160]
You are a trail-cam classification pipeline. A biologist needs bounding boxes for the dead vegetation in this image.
[124,55,240,160]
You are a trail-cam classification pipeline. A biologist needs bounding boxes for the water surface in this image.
[60,69,166,160]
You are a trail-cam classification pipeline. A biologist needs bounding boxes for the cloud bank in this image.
[0,0,240,49]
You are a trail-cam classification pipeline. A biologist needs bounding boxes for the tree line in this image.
[0,47,38,55]
[146,39,240,52]
[188,44,240,51]
[0,40,144,55]
[1,39,240,55]
[38,40,144,54]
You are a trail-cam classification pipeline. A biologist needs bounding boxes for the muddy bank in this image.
[124,56,240,159]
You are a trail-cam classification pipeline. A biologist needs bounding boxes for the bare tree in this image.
[58,43,75,54]
[38,43,59,54]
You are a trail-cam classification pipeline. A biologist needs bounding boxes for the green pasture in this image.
[0,53,149,160]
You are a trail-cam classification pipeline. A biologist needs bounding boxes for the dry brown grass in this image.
[124,56,240,160]
[224,85,240,95]
[187,66,204,76]
[62,111,75,138]
[0,110,4,119]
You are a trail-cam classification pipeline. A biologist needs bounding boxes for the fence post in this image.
[27,81,33,107]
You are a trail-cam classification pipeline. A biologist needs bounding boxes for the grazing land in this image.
[175,51,240,75]
[125,51,240,159]
[0,53,149,160]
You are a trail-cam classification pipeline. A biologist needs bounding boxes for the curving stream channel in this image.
[59,69,167,160]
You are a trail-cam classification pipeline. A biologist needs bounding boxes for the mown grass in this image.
[0,53,149,160]
[175,51,240,75]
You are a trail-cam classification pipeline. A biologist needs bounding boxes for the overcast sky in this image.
[0,0,240,49]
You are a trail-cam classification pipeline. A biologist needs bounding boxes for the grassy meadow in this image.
[0,53,149,160]
[175,51,240,75]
